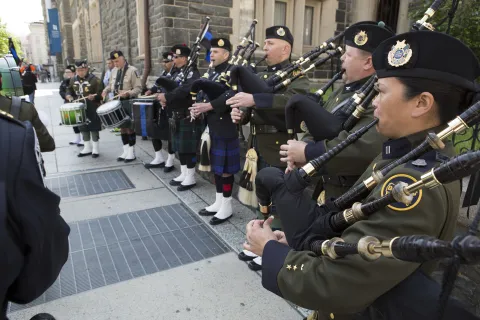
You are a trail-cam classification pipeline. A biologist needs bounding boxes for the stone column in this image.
[352,0,377,24]
[396,0,411,34]
[264,0,275,28]
[292,0,305,56]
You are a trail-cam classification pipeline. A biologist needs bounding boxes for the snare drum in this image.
[59,103,87,127]
[96,100,130,128]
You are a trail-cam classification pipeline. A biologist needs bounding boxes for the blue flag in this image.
[8,38,21,66]
[201,30,213,62]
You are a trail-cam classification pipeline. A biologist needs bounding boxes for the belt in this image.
[254,124,278,134]
[321,174,359,188]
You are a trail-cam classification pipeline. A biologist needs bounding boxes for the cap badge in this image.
[167,55,172,60]
[176,49,181,55]
[300,121,308,132]
[277,27,286,37]
[354,31,368,46]
[388,40,412,67]
[114,53,119,58]
[218,39,225,47]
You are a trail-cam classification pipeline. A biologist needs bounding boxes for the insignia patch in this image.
[167,54,172,60]
[176,49,181,55]
[277,27,286,37]
[412,159,427,167]
[85,87,89,93]
[114,53,119,58]
[300,120,308,132]
[263,74,268,79]
[388,40,412,67]
[218,39,225,47]
[187,71,193,79]
[381,174,423,211]
[354,31,368,46]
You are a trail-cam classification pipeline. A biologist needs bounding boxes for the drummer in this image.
[65,59,103,158]
[102,50,142,162]
[143,51,180,171]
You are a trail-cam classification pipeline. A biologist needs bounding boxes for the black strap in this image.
[10,96,22,119]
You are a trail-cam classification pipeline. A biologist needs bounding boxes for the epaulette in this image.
[0,110,25,127]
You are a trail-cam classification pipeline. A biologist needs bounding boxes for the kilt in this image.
[210,135,241,175]
[172,118,205,153]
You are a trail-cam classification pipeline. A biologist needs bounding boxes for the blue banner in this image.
[47,8,62,55]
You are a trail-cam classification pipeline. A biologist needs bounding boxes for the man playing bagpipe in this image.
[157,44,202,191]
[189,38,241,225]
[143,51,180,172]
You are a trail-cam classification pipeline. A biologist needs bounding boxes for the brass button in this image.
[330,313,335,319]
[220,117,222,120]
[275,141,279,144]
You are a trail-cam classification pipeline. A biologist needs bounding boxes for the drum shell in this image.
[96,100,130,128]
[132,99,169,140]
[59,103,87,127]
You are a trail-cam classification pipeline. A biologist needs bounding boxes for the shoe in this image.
[177,168,196,191]
[29,313,56,320]
[117,144,128,161]
[238,250,257,262]
[92,141,99,158]
[69,133,81,145]
[124,146,136,163]
[209,197,232,225]
[144,151,165,168]
[77,141,92,157]
[247,257,262,271]
[164,166,175,173]
[170,165,186,186]
[142,136,148,140]
[199,193,223,216]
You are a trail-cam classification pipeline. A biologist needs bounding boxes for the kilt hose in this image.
[172,118,205,154]
[210,134,241,175]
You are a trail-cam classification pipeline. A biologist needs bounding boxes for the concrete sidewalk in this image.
[7,83,306,320]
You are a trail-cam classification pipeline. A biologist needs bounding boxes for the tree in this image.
[0,18,24,58]
[408,0,480,59]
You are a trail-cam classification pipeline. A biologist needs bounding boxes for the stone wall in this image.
[57,0,75,65]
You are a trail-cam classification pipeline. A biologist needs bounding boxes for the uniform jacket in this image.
[261,126,460,318]
[0,95,55,152]
[104,63,142,98]
[303,77,386,198]
[239,59,310,167]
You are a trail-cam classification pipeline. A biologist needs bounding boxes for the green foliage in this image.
[408,0,480,60]
[0,18,24,57]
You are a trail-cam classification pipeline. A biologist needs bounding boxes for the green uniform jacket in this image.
[0,95,55,152]
[239,60,310,168]
[303,77,386,199]
[261,126,460,317]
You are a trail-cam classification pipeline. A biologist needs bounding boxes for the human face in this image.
[63,69,74,79]
[210,48,229,67]
[372,78,418,139]
[340,45,371,84]
[162,60,174,71]
[173,55,187,68]
[263,38,290,66]
[114,56,126,69]
[76,67,88,79]
[106,59,114,70]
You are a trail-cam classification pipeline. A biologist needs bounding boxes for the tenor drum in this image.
[96,100,130,128]
[132,96,165,139]
[59,103,87,127]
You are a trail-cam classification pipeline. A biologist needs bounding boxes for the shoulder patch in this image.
[381,174,423,211]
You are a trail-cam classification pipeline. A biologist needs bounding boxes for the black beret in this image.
[372,31,480,91]
[65,64,76,72]
[110,50,124,59]
[171,44,191,57]
[344,21,395,53]
[162,52,174,62]
[74,59,88,68]
[210,38,232,51]
[265,25,293,47]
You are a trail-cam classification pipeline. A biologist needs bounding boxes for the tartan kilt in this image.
[210,135,241,175]
[172,118,205,153]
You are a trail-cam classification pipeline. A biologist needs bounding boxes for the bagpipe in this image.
[254,0,461,224]
[256,100,480,250]
[153,16,212,94]
[307,195,480,320]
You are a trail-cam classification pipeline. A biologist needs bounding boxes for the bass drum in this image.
[59,102,87,127]
[96,100,130,128]
[132,96,169,140]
